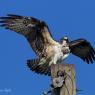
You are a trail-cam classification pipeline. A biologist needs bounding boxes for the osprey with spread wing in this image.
[0,14,95,75]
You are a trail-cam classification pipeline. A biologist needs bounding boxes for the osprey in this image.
[0,14,95,75]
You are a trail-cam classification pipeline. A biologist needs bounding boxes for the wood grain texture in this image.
[51,63,76,95]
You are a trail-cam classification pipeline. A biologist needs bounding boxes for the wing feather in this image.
[70,39,95,64]
[0,14,54,56]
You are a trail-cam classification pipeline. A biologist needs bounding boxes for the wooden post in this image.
[51,63,76,95]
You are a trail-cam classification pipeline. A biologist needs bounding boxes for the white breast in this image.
[48,42,70,66]
[51,43,69,64]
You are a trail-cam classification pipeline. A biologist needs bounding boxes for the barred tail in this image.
[27,59,51,76]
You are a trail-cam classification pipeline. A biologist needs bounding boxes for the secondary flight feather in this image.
[0,14,95,75]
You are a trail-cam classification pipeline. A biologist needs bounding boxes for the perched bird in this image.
[0,14,95,75]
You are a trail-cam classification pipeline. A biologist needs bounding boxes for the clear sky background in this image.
[0,0,95,95]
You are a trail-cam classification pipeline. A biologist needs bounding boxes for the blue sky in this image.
[0,0,95,95]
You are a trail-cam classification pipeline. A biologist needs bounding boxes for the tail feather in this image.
[44,67,50,75]
[27,59,39,71]
[35,63,50,75]
[38,59,51,75]
[27,58,51,76]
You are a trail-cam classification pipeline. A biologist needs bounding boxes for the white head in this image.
[60,36,69,44]
[63,36,68,40]
[60,36,70,54]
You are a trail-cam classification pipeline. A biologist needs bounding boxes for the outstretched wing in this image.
[0,14,54,56]
[69,39,95,64]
